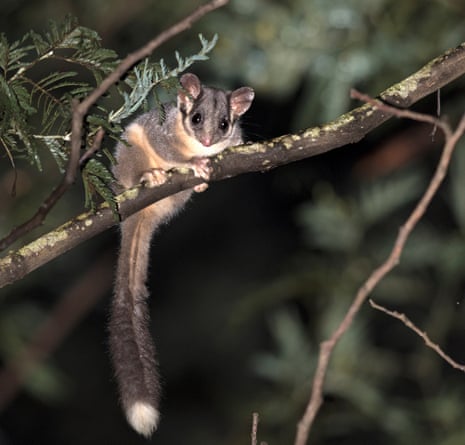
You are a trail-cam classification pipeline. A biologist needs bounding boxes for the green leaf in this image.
[39,137,68,172]
[11,83,36,115]
[0,34,35,74]
[82,158,117,214]
[0,17,217,205]
[28,30,49,55]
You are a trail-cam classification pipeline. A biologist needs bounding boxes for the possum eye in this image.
[191,112,203,125]
[219,118,229,132]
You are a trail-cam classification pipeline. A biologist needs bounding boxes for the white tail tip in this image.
[126,401,160,437]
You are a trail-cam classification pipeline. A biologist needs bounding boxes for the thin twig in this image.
[294,103,465,445]
[431,88,441,139]
[369,299,465,372]
[350,88,448,133]
[79,127,106,166]
[1,137,18,197]
[251,412,259,445]
[0,0,229,252]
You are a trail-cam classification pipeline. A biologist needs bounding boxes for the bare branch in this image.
[251,412,259,445]
[369,299,465,372]
[1,43,465,289]
[0,0,229,252]
[293,106,465,445]
[350,88,448,133]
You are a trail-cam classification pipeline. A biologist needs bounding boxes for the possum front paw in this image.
[190,157,212,181]
[140,168,168,188]
[190,158,211,193]
[193,183,209,193]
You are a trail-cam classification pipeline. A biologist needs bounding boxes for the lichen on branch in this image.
[1,42,465,289]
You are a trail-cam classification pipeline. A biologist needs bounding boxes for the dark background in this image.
[1,1,465,444]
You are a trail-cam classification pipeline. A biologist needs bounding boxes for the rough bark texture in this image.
[1,42,465,288]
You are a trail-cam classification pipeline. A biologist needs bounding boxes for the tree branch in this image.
[251,412,259,445]
[293,106,465,445]
[1,42,465,288]
[0,0,229,252]
[369,299,465,372]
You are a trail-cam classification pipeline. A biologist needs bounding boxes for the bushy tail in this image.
[109,210,161,437]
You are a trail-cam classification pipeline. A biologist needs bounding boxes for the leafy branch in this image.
[0,5,464,444]
[0,0,227,251]
[0,15,117,169]
[108,33,217,124]
[1,41,465,287]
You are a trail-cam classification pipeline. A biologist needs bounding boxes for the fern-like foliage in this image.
[109,34,218,124]
[0,16,117,170]
[0,16,217,210]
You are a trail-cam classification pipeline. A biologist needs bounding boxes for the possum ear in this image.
[230,87,254,117]
[178,73,202,112]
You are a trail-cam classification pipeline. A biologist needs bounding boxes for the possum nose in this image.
[201,136,212,146]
